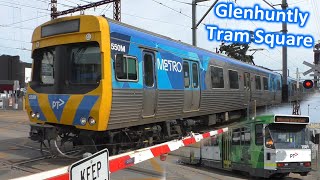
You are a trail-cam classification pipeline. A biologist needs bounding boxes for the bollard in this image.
[23,97,26,111]
[0,98,3,109]
[8,97,13,107]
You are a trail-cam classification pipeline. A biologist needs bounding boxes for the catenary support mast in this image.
[192,0,219,46]
[50,0,121,21]
[282,0,289,102]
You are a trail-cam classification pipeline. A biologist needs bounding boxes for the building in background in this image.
[0,55,31,92]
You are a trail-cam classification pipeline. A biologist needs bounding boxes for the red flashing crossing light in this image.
[303,80,314,89]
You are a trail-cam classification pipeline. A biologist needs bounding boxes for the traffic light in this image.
[303,80,313,89]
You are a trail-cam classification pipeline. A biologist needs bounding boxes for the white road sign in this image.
[303,61,320,76]
[70,149,109,180]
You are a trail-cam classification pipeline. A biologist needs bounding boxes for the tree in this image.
[219,42,255,65]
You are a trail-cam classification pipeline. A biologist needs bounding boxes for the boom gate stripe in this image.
[12,127,228,180]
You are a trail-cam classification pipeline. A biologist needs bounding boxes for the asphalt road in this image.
[0,108,319,180]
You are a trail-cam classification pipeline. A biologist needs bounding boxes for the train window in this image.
[192,63,199,88]
[70,44,101,84]
[144,53,154,87]
[115,54,138,81]
[255,124,263,145]
[183,62,190,88]
[277,80,281,90]
[232,129,240,145]
[39,48,55,85]
[228,70,239,89]
[255,75,261,90]
[263,77,269,90]
[211,66,224,88]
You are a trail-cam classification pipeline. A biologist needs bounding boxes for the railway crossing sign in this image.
[70,149,109,180]
[303,61,320,76]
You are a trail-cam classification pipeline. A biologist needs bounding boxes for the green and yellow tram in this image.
[182,114,312,178]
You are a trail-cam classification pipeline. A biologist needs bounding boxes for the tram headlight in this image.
[88,117,96,126]
[80,117,87,125]
[36,113,40,119]
[30,111,36,119]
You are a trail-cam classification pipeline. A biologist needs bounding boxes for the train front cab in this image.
[199,115,312,179]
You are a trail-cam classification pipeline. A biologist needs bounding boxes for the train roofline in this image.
[104,16,281,76]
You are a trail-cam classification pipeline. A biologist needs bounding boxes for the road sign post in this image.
[70,149,109,180]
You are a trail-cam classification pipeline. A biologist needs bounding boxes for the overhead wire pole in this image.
[50,0,121,21]
[51,0,58,19]
[113,0,121,21]
[281,0,289,102]
[314,42,320,89]
[192,0,219,46]
[262,0,288,102]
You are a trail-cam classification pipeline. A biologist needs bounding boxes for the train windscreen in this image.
[31,42,101,94]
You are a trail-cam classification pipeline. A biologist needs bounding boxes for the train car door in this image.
[142,51,157,117]
[183,60,200,112]
[244,72,251,103]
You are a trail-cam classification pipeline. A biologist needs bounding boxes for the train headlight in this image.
[85,33,92,41]
[36,113,40,119]
[80,117,87,125]
[30,111,36,119]
[88,117,96,126]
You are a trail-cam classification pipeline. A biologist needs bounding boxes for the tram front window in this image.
[266,124,308,149]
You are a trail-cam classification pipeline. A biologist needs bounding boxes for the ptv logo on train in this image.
[52,99,65,110]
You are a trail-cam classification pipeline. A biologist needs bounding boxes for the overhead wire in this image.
[0,0,49,11]
[150,0,192,19]
[1,15,48,27]
[311,0,320,37]
[0,45,31,51]
[100,4,112,15]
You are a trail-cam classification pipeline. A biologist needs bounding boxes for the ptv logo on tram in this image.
[290,152,298,158]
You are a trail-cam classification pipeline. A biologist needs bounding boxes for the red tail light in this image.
[277,163,285,167]
[303,162,311,167]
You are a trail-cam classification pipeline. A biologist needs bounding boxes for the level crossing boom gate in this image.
[12,127,228,180]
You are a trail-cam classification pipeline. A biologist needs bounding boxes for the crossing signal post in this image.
[314,42,320,88]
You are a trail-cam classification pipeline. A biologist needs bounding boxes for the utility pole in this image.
[314,41,320,89]
[281,0,289,102]
[50,0,121,21]
[113,0,121,21]
[296,68,300,89]
[192,0,219,46]
[51,0,58,20]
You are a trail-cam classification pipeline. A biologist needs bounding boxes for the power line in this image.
[0,45,31,51]
[0,37,30,43]
[150,0,191,19]
[79,0,92,3]
[100,4,112,15]
[311,0,320,37]
[1,15,48,27]
[0,0,49,11]
[101,8,190,28]
[165,0,191,5]
[0,25,33,30]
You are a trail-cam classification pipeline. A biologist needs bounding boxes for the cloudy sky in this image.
[0,0,319,79]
